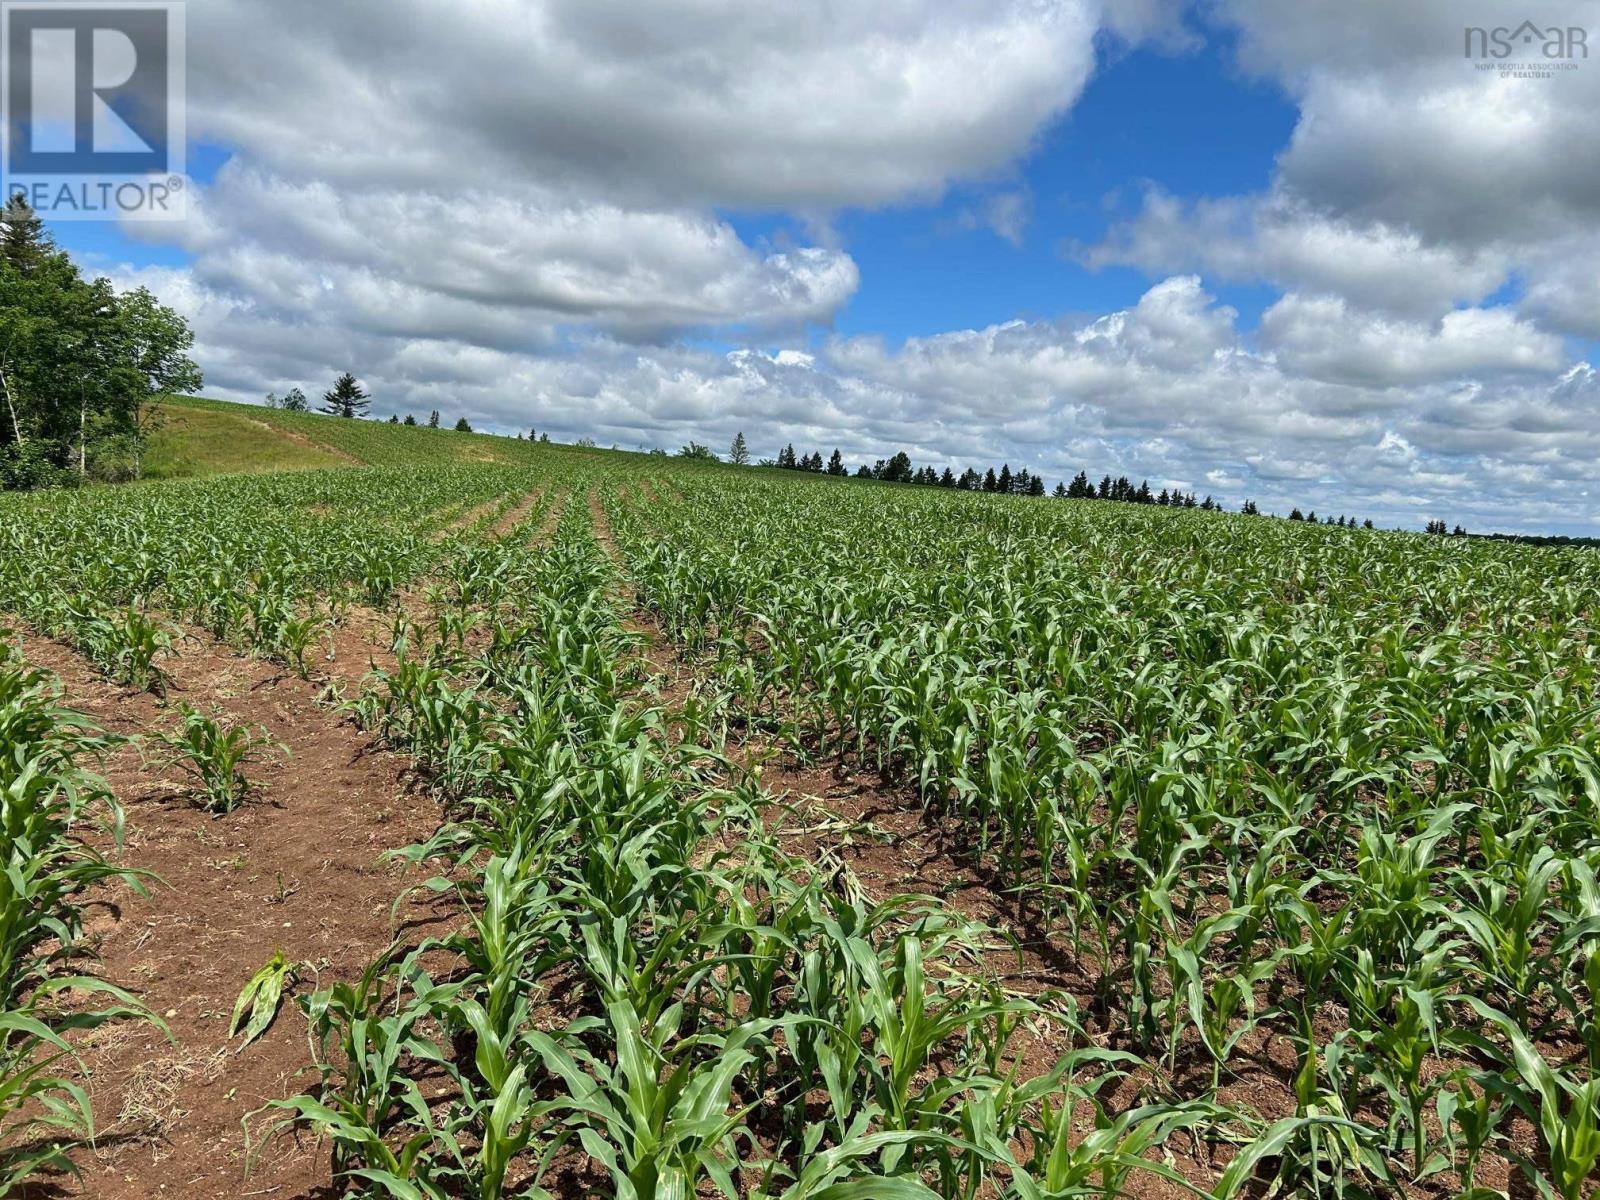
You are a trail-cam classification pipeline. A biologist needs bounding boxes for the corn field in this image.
[0,455,1596,1198]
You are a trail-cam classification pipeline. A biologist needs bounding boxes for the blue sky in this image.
[53,0,1600,535]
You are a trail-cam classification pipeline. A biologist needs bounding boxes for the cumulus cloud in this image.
[1258,294,1565,386]
[1080,189,1513,317]
[157,269,1600,533]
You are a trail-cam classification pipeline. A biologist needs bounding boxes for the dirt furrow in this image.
[6,626,446,1200]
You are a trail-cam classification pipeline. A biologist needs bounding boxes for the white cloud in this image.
[156,271,1600,532]
[1258,294,1565,386]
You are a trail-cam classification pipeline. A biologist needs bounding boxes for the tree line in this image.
[0,197,200,489]
[707,431,1401,529]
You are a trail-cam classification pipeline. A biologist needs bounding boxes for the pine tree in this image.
[454,416,472,432]
[940,467,956,488]
[827,449,845,476]
[983,468,999,493]
[0,195,47,274]
[1098,475,1112,500]
[403,414,417,426]
[389,414,399,424]
[730,431,749,465]
[321,373,370,419]
[997,464,1013,494]
[1027,474,1046,497]
[1053,481,1067,498]
[779,443,797,469]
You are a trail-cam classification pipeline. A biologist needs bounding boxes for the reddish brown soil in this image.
[8,626,448,1200]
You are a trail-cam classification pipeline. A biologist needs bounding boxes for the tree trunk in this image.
[0,363,24,447]
[78,390,87,477]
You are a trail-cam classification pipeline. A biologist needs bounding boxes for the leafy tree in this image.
[854,464,872,478]
[729,431,749,465]
[0,198,201,486]
[827,448,845,476]
[279,387,307,412]
[321,373,369,419]
[881,451,913,483]
[679,441,719,461]
[454,416,472,432]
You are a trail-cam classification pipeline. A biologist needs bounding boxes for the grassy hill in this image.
[144,395,557,479]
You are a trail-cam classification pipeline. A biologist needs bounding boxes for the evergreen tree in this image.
[729,431,749,465]
[1097,475,1112,500]
[1026,474,1046,497]
[855,464,873,478]
[403,414,417,426]
[454,416,472,432]
[0,195,46,274]
[389,414,399,424]
[827,448,845,476]
[997,464,1013,494]
[1242,499,1259,515]
[940,467,956,488]
[778,443,797,469]
[321,373,370,419]
[1053,481,1067,498]
[1157,488,1170,506]
[983,467,998,493]
[1289,508,1305,521]
[428,410,440,428]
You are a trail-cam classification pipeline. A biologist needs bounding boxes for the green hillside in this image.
[145,395,556,478]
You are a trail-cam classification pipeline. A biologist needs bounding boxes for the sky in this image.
[52,0,1600,534]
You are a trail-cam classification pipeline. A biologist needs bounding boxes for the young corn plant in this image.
[152,704,281,812]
